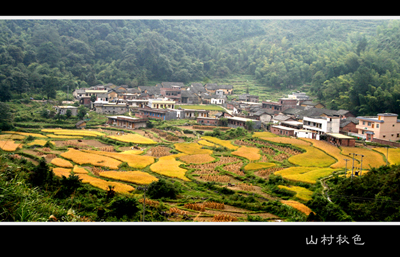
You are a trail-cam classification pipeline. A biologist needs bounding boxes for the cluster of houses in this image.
[61,82,400,147]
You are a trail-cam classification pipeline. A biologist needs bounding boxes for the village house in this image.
[270,125,297,137]
[302,116,340,139]
[95,103,128,115]
[183,109,209,119]
[340,117,359,134]
[205,84,233,95]
[226,116,261,130]
[238,94,259,103]
[126,99,149,108]
[356,113,400,142]
[181,90,201,104]
[325,133,356,147]
[54,106,78,116]
[197,117,219,126]
[106,115,147,129]
[262,98,298,112]
[300,100,325,109]
[137,107,179,121]
[211,95,226,105]
[147,99,176,109]
[160,87,182,103]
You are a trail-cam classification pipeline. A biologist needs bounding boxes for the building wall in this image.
[270,126,295,137]
[197,118,219,126]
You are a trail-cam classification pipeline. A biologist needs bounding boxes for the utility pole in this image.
[344,159,350,178]
[137,186,148,222]
[349,153,355,181]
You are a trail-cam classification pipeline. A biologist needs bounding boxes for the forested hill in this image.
[1,18,400,116]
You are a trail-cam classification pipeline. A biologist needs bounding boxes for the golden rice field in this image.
[178,154,215,164]
[244,162,276,171]
[373,147,400,165]
[42,128,105,137]
[197,140,216,147]
[231,146,261,161]
[252,131,278,138]
[27,139,53,146]
[150,155,189,181]
[3,131,47,138]
[275,166,341,184]
[174,142,213,155]
[0,140,23,151]
[72,165,89,174]
[340,146,386,169]
[51,158,74,168]
[83,150,155,169]
[120,150,144,155]
[281,200,314,215]
[107,133,157,144]
[288,145,337,167]
[99,170,159,185]
[278,185,314,202]
[201,136,239,150]
[302,138,346,168]
[0,134,25,140]
[45,134,84,139]
[77,173,135,194]
[61,148,122,170]
[52,167,72,177]
[262,137,311,147]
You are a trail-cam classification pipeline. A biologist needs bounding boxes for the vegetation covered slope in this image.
[2,18,397,116]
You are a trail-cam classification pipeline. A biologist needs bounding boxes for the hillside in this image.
[0,18,392,112]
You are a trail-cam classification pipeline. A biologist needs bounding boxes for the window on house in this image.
[383,135,386,138]
[397,134,400,138]
[377,124,379,128]
[368,122,371,126]
[363,121,365,125]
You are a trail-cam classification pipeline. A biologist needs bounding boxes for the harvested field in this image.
[178,154,215,164]
[145,146,172,157]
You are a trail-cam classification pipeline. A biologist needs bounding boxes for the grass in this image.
[149,155,190,181]
[201,136,239,150]
[231,146,261,161]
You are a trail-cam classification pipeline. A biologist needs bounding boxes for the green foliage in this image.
[146,179,178,200]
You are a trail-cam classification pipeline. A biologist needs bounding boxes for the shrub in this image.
[107,196,140,219]
[146,179,178,199]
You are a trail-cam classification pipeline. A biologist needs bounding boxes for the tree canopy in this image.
[2,18,400,115]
